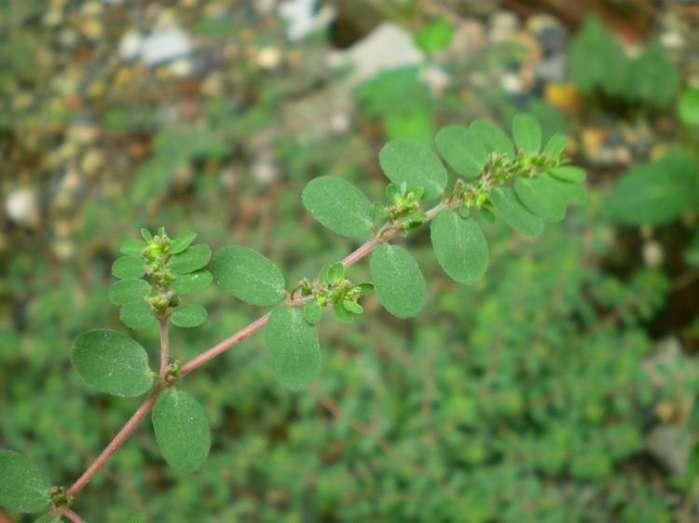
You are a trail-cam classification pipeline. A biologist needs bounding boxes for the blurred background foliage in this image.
[1,0,699,521]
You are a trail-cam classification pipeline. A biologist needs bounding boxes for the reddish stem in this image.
[159,319,170,378]
[67,389,160,498]
[60,508,86,523]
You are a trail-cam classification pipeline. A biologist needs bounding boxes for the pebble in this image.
[256,46,282,70]
[527,14,567,56]
[278,0,336,42]
[448,19,486,61]
[489,11,519,43]
[643,240,664,268]
[329,22,424,85]
[5,188,39,227]
[252,153,279,184]
[421,65,451,95]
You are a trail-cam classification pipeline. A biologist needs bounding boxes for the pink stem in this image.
[159,319,170,378]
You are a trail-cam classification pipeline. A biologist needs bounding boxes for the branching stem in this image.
[66,199,454,501]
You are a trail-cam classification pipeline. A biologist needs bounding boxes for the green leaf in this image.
[0,450,51,513]
[152,389,211,472]
[170,244,212,274]
[33,514,62,523]
[120,302,157,331]
[414,17,453,54]
[172,271,213,294]
[628,40,678,106]
[379,139,448,200]
[170,231,198,254]
[210,246,286,306]
[303,302,322,325]
[301,176,375,239]
[119,238,144,256]
[112,256,146,279]
[511,113,541,153]
[369,244,426,318]
[140,228,153,242]
[548,166,586,183]
[170,304,208,328]
[514,175,568,222]
[108,279,151,306]
[490,187,544,237]
[326,262,345,284]
[430,210,489,283]
[435,125,488,178]
[543,133,568,157]
[72,330,153,397]
[552,178,588,207]
[264,306,321,390]
[678,87,699,128]
[605,151,699,225]
[469,119,514,159]
[333,301,358,323]
[343,300,364,314]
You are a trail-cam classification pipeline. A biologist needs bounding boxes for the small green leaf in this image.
[303,302,322,325]
[120,302,157,331]
[512,113,542,153]
[33,513,62,523]
[490,187,544,237]
[170,244,212,274]
[334,301,359,323]
[170,304,208,328]
[514,175,568,222]
[435,125,488,179]
[343,300,364,314]
[119,238,144,256]
[140,228,153,242]
[552,177,588,206]
[357,282,374,295]
[172,271,213,294]
[369,244,426,318]
[430,210,489,283]
[326,262,345,284]
[152,389,211,472]
[414,17,453,54]
[264,306,321,390]
[548,166,586,183]
[109,279,151,306]
[301,176,375,239]
[112,256,146,280]
[210,246,286,306]
[0,450,51,513]
[72,330,153,397]
[170,231,198,254]
[469,119,514,158]
[543,133,568,157]
[379,139,448,200]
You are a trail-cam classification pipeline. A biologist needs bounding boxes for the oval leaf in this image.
[152,389,211,472]
[172,271,213,294]
[369,244,426,318]
[170,244,212,274]
[548,166,586,183]
[490,187,544,237]
[379,139,448,200]
[302,176,375,239]
[469,119,514,158]
[170,231,197,254]
[112,256,146,280]
[119,238,144,256]
[512,113,542,153]
[210,245,285,306]
[170,304,208,328]
[0,450,51,513]
[543,133,568,157]
[265,306,321,390]
[435,125,488,179]
[109,279,150,306]
[431,210,489,283]
[514,175,568,222]
[72,330,153,397]
[120,302,157,331]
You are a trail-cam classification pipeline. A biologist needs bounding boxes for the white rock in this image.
[330,112,350,134]
[119,30,144,61]
[421,65,451,95]
[279,0,335,42]
[120,27,193,66]
[330,23,424,85]
[257,46,282,69]
[142,27,192,66]
[5,188,39,227]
